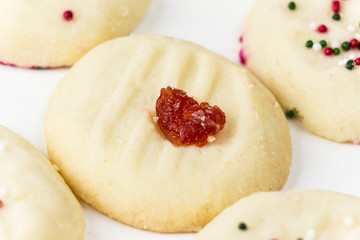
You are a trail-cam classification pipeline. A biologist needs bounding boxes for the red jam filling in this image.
[0,200,3,208]
[155,86,226,147]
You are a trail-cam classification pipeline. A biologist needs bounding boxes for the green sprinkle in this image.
[36,66,46,70]
[333,48,340,55]
[342,42,351,51]
[305,40,313,48]
[358,44,360,50]
[288,2,296,10]
[238,223,247,231]
[332,13,341,21]
[285,110,296,119]
[346,60,355,70]
[319,40,327,48]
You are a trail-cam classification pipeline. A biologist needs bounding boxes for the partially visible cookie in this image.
[0,0,151,68]
[0,126,84,240]
[45,34,292,233]
[196,190,360,240]
[242,0,360,143]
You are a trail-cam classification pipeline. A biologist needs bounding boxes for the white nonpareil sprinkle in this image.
[331,41,340,48]
[313,43,322,51]
[355,33,360,41]
[309,22,318,30]
[344,216,355,226]
[349,53,356,60]
[0,188,8,198]
[338,59,346,66]
[207,136,216,143]
[304,229,317,240]
[348,25,356,33]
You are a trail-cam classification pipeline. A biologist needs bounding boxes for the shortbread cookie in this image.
[45,34,292,233]
[242,0,360,143]
[0,126,84,240]
[0,0,151,68]
[196,190,360,240]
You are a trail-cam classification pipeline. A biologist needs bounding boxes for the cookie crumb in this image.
[207,136,216,143]
[153,116,159,123]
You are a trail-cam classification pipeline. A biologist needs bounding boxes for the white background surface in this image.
[0,0,359,239]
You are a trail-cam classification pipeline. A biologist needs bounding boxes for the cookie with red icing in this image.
[0,126,84,240]
[45,34,292,233]
[242,0,360,143]
[0,0,151,68]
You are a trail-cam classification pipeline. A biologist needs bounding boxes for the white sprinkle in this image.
[117,139,124,144]
[0,188,8,198]
[0,143,5,152]
[338,59,346,66]
[355,33,360,41]
[348,25,356,33]
[153,116,159,123]
[199,116,206,121]
[248,83,255,89]
[207,136,216,143]
[344,216,355,226]
[309,22,318,30]
[313,43,321,51]
[304,229,317,240]
[331,41,340,48]
[274,102,279,108]
[349,53,356,60]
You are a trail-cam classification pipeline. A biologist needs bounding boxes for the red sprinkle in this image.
[239,35,244,43]
[332,1,340,13]
[350,39,359,48]
[239,49,247,65]
[63,10,74,21]
[355,58,360,66]
[318,25,328,33]
[324,47,333,56]
[0,200,3,208]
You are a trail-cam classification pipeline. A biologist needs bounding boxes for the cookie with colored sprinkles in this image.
[45,34,292,233]
[195,190,360,240]
[241,0,360,143]
[0,126,84,240]
[0,0,151,68]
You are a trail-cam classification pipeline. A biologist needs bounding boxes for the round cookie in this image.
[242,0,360,143]
[0,126,84,240]
[0,0,151,68]
[195,190,360,240]
[45,34,292,233]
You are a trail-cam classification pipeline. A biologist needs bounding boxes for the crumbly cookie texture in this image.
[45,34,292,233]
[0,126,84,240]
[242,0,360,143]
[196,190,360,240]
[0,0,151,68]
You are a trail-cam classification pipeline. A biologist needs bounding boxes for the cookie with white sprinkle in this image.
[45,34,292,233]
[0,0,151,68]
[0,126,84,240]
[195,190,360,240]
[241,0,360,143]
